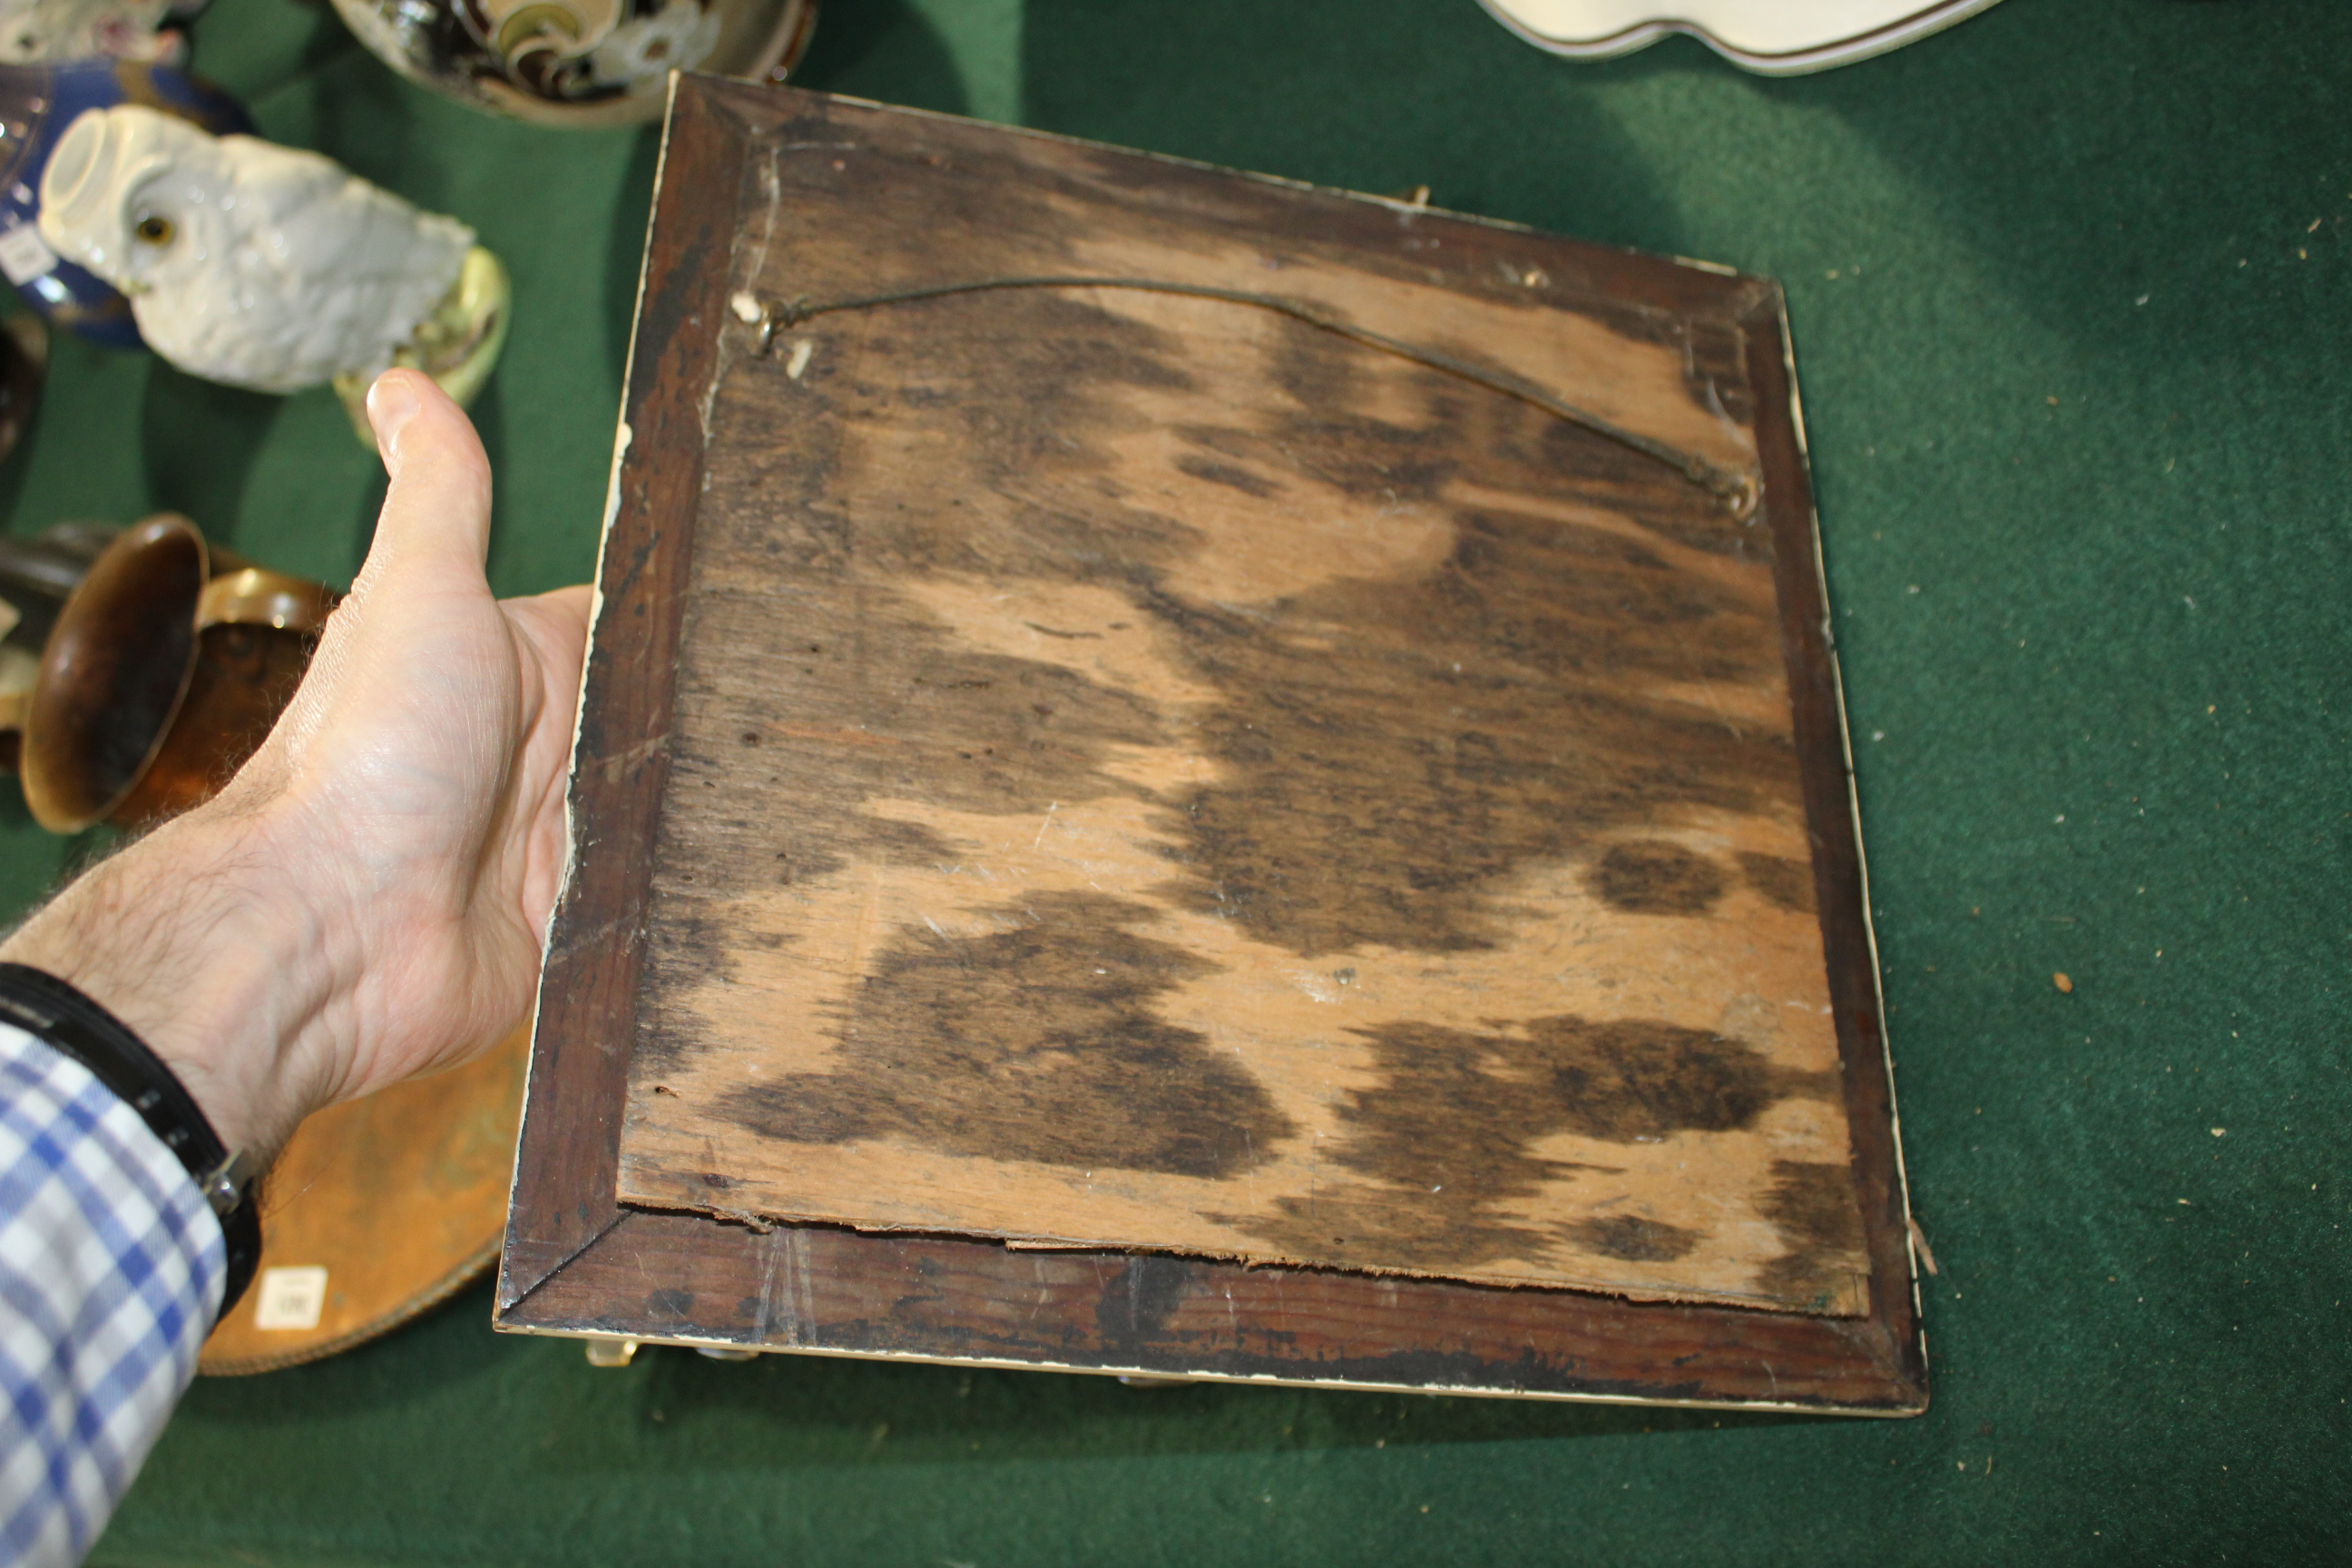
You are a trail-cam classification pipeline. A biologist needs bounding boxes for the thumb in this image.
[259,369,505,767]
[358,368,495,601]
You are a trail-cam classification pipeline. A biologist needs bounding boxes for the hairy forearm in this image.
[0,799,349,1161]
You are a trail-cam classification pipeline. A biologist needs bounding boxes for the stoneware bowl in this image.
[329,0,818,128]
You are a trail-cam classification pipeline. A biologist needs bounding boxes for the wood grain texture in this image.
[613,87,1859,1312]
[500,76,1922,1410]
[505,1208,1919,1409]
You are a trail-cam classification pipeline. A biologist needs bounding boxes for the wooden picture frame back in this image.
[495,75,1926,1415]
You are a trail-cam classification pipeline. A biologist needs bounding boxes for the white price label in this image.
[0,221,55,286]
[252,1265,329,1330]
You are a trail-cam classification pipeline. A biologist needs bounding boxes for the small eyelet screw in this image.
[729,289,779,355]
[1728,473,1761,522]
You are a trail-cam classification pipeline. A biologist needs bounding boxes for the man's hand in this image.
[0,370,591,1160]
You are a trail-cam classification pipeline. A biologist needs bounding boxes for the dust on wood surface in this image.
[606,95,1869,1314]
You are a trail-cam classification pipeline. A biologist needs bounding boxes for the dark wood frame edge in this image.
[1740,285,1928,1411]
[495,77,1927,1416]
[495,75,738,1313]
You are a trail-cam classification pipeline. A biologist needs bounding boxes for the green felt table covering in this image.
[0,0,2338,1561]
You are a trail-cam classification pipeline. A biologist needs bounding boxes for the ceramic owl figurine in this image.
[34,103,507,436]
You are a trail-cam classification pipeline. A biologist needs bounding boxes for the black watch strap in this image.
[0,962,260,1316]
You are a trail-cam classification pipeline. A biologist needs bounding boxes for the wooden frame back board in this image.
[496,74,1926,1414]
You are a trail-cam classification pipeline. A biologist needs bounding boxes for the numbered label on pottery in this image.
[252,1265,329,1330]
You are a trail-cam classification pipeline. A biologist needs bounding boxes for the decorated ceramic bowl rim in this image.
[1476,0,2009,75]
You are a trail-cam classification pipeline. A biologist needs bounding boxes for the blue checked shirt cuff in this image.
[0,1021,223,1568]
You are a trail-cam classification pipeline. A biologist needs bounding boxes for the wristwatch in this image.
[0,961,261,1314]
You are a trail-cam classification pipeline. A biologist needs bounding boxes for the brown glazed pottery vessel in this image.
[9,513,334,832]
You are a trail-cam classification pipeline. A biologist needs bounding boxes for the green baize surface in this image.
[0,0,2335,1562]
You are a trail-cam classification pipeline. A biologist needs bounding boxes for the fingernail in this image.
[366,373,420,461]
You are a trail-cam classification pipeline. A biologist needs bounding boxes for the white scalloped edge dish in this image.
[1478,0,2009,74]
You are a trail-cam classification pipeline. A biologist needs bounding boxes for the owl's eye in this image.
[132,214,174,247]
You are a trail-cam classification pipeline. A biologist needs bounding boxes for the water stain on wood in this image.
[1235,1014,1830,1272]
[728,893,1294,1180]
[638,592,1172,1069]
[1589,840,1730,916]
[1570,1214,1703,1263]
[611,107,1869,1311]
[1737,851,1817,915]
[1753,1160,1870,1310]
[1157,494,1788,957]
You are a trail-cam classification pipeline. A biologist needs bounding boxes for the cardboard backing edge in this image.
[494,74,1927,1415]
